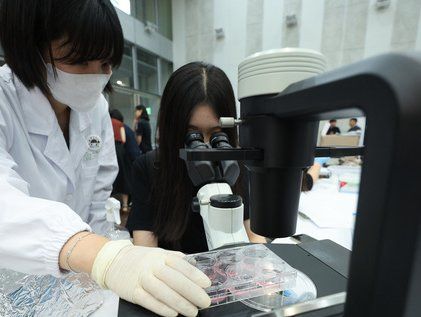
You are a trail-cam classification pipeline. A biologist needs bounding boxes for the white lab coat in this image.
[0,65,118,277]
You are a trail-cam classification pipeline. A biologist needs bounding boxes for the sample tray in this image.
[184,244,297,307]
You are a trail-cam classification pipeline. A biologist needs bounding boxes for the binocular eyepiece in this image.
[184,130,232,149]
[184,131,240,187]
[185,131,207,149]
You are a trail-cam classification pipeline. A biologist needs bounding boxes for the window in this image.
[137,48,158,94]
[108,89,136,127]
[133,0,156,24]
[144,0,157,24]
[132,0,172,40]
[111,42,134,89]
[157,0,172,40]
[160,59,173,94]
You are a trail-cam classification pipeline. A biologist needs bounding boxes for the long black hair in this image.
[152,62,238,246]
[0,0,123,95]
[110,109,124,122]
[136,105,150,121]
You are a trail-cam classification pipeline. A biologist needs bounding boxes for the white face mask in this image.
[46,63,112,112]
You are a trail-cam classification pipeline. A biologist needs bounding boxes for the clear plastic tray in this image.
[184,244,297,307]
[242,270,317,312]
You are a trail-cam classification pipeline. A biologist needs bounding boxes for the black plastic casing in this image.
[239,53,421,317]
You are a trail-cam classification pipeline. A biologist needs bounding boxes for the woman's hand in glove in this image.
[91,240,211,317]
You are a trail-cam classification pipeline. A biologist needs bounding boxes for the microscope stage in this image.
[118,240,349,317]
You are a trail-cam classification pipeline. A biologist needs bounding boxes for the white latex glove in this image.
[91,240,211,317]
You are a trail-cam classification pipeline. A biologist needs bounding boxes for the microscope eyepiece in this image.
[183,130,240,187]
[184,130,214,186]
[210,131,232,149]
[185,130,207,149]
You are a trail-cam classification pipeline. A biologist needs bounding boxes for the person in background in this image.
[348,118,362,133]
[111,108,140,225]
[109,109,130,213]
[301,163,321,191]
[134,104,152,153]
[326,119,341,135]
[0,1,211,316]
[124,118,141,162]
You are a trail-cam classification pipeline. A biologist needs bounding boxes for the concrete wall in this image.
[172,0,421,100]
[172,0,420,143]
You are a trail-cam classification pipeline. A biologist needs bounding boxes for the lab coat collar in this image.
[72,109,92,133]
[69,110,91,171]
[15,76,56,136]
[14,75,78,190]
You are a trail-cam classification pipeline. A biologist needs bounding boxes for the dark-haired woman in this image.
[0,1,211,316]
[134,104,153,153]
[127,62,267,253]
[110,109,131,213]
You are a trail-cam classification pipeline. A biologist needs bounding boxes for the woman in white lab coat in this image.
[0,1,211,316]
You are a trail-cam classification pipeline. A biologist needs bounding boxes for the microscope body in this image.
[180,51,421,316]
[238,52,421,317]
[196,183,249,250]
[184,131,249,251]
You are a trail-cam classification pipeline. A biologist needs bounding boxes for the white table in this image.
[273,165,360,250]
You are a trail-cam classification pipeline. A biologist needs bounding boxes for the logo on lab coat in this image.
[88,135,102,152]
[84,135,102,161]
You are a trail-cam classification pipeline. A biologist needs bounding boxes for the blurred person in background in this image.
[109,109,130,213]
[133,104,152,153]
[110,108,140,225]
[348,118,361,133]
[326,119,341,135]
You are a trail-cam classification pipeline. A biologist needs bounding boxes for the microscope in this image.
[118,49,421,316]
[183,130,249,250]
[179,48,421,316]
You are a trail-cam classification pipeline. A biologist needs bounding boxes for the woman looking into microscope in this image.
[127,62,268,253]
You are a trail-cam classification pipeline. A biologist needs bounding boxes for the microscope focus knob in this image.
[210,194,242,209]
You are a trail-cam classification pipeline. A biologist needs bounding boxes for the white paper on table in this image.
[298,190,358,229]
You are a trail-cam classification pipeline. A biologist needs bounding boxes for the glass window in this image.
[133,0,172,39]
[137,48,158,94]
[133,0,144,22]
[138,48,157,66]
[108,89,136,128]
[134,0,157,24]
[111,43,134,89]
[157,0,172,40]
[144,0,157,23]
[108,89,160,149]
[160,59,173,94]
